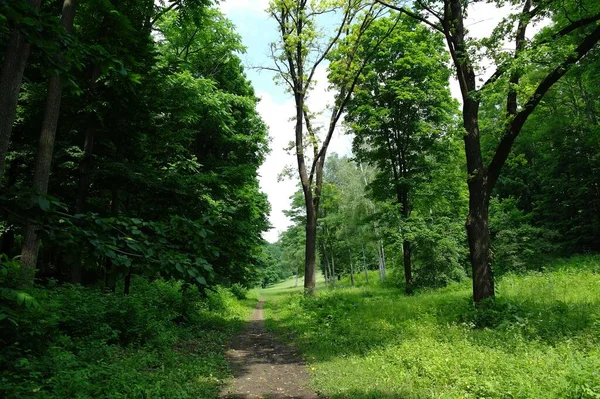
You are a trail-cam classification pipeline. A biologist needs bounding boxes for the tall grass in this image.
[264,256,600,398]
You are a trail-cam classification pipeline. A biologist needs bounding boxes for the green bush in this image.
[229,283,248,300]
[0,277,256,399]
[490,197,558,274]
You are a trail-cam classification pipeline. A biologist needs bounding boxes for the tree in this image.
[343,14,456,293]
[268,0,397,293]
[20,0,78,287]
[0,0,42,181]
[3,1,270,291]
[376,0,600,302]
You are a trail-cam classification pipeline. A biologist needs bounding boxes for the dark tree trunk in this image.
[304,198,317,293]
[330,249,336,286]
[104,189,120,292]
[0,0,42,181]
[20,0,78,287]
[398,187,412,293]
[124,268,132,295]
[403,240,413,294]
[104,260,116,293]
[0,160,19,257]
[362,244,369,284]
[466,173,494,302]
[463,98,495,302]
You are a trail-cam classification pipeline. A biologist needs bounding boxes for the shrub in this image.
[0,277,255,399]
[490,197,558,274]
[229,283,248,300]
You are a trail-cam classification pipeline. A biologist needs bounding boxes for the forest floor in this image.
[220,297,318,399]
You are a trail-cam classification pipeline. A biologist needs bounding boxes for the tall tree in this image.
[268,0,397,293]
[20,0,78,286]
[376,0,600,302]
[0,0,42,181]
[343,14,456,293]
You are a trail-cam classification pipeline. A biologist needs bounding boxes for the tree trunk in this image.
[381,245,386,278]
[124,268,132,295]
[20,0,78,287]
[304,200,317,293]
[466,174,494,302]
[104,188,120,292]
[362,244,369,284]
[322,244,329,286]
[349,249,354,287]
[378,244,386,282]
[403,240,413,294]
[0,160,19,257]
[462,96,495,303]
[0,0,42,181]
[330,250,336,287]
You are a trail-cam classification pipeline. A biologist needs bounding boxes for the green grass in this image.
[263,256,600,399]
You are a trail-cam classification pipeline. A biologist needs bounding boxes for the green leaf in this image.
[37,197,50,211]
[16,292,26,306]
[196,276,207,285]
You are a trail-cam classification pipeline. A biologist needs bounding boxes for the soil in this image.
[220,297,319,399]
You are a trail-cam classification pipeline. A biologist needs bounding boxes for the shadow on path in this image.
[221,297,318,399]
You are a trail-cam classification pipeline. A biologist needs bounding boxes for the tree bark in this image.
[104,188,120,292]
[0,0,42,181]
[124,268,132,295]
[362,244,369,284]
[322,243,329,286]
[20,0,78,287]
[330,250,336,287]
[349,249,354,287]
[403,240,413,294]
[303,196,317,293]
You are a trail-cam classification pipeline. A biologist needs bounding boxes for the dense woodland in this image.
[0,0,599,397]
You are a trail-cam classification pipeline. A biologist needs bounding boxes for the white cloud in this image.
[256,91,297,242]
[256,65,353,243]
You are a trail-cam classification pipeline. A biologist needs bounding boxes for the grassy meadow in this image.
[262,256,600,399]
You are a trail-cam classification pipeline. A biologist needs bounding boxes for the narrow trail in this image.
[221,297,318,399]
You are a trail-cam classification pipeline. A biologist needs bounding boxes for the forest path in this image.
[220,297,319,399]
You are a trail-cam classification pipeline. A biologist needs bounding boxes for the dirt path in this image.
[220,297,318,399]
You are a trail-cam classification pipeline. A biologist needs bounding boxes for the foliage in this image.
[489,198,558,275]
[0,255,37,325]
[4,0,269,288]
[0,277,257,399]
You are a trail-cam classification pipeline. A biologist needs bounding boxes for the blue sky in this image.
[220,1,353,243]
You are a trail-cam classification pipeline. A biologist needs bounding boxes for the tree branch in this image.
[487,23,600,193]
[375,0,443,33]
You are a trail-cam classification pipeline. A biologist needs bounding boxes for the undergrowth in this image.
[264,255,600,399]
[0,278,257,399]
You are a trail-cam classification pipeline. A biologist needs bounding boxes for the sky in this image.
[217,0,535,243]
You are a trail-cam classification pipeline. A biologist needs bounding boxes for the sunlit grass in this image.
[263,256,600,399]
